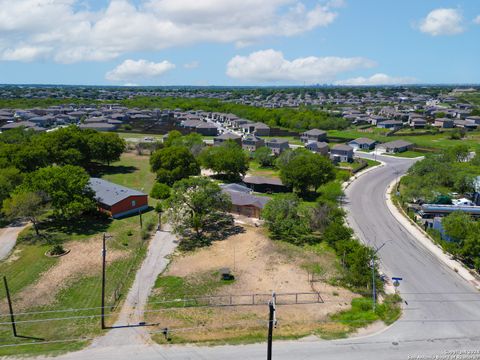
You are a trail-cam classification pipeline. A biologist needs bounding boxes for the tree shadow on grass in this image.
[21,213,113,245]
[89,162,138,178]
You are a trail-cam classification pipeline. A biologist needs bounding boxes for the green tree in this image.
[2,191,46,236]
[22,165,95,219]
[0,167,24,205]
[89,132,126,165]
[162,130,183,147]
[277,148,335,195]
[261,193,314,245]
[150,146,200,185]
[199,141,249,181]
[442,212,473,242]
[254,146,275,167]
[150,182,171,200]
[166,177,232,247]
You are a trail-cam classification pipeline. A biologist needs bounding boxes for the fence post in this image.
[3,276,17,337]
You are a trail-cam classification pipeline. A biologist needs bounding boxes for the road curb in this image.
[385,177,480,291]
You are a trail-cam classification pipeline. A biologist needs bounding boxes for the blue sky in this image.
[0,0,479,86]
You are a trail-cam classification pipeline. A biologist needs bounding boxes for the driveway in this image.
[0,222,28,261]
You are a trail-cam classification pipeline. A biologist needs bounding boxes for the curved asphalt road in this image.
[37,155,480,360]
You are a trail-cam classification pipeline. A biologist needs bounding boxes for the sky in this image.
[0,0,479,86]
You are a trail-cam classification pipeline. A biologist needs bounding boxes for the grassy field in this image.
[0,152,157,356]
[387,150,426,158]
[247,161,280,178]
[328,128,480,152]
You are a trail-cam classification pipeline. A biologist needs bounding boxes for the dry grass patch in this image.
[147,226,356,344]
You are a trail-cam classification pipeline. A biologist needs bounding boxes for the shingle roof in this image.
[215,133,241,140]
[380,140,413,149]
[332,144,354,151]
[303,129,326,136]
[222,189,270,209]
[350,137,376,145]
[88,178,146,206]
[243,176,284,186]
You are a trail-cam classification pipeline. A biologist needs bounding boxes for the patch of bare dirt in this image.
[15,237,127,310]
[149,226,355,342]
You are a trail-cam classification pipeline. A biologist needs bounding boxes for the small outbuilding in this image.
[89,178,148,218]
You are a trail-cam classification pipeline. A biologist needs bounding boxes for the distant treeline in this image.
[121,97,349,131]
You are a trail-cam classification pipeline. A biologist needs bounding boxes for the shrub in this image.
[50,244,66,256]
[150,182,172,200]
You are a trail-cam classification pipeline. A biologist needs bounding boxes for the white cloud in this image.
[105,59,175,82]
[0,0,341,63]
[474,15,480,24]
[334,73,416,86]
[184,61,199,69]
[226,49,375,84]
[419,8,464,36]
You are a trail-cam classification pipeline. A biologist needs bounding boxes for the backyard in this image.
[0,152,158,356]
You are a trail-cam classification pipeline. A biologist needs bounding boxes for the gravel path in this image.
[90,226,178,347]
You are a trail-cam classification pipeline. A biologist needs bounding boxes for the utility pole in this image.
[267,292,276,360]
[3,276,17,337]
[139,210,143,229]
[101,233,107,329]
[371,241,390,311]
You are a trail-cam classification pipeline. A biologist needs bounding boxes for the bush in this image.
[123,124,132,131]
[50,244,66,256]
[150,182,171,199]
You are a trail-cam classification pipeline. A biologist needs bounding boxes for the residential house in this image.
[195,122,218,136]
[376,140,413,153]
[454,120,477,131]
[466,116,480,125]
[300,129,327,143]
[348,138,377,150]
[305,141,329,155]
[434,118,454,128]
[242,135,265,152]
[213,133,242,146]
[377,120,403,130]
[222,188,269,218]
[242,176,290,193]
[330,144,354,162]
[88,178,148,219]
[409,118,427,128]
[265,138,289,155]
[79,122,117,131]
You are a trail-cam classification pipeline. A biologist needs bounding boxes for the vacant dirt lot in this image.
[148,226,355,343]
[13,237,127,310]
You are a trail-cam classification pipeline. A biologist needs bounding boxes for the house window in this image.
[131,200,136,207]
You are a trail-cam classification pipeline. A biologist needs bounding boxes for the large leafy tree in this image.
[150,145,200,185]
[22,165,95,219]
[261,193,313,245]
[0,167,24,206]
[254,146,275,167]
[166,177,231,247]
[88,132,126,165]
[277,148,335,195]
[2,192,46,236]
[199,140,249,181]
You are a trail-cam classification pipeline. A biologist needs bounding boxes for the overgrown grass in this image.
[332,294,402,331]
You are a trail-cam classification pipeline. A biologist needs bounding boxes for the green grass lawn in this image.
[247,161,280,178]
[0,152,158,356]
[328,128,480,152]
[115,132,163,141]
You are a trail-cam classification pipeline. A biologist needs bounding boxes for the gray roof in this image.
[303,129,326,136]
[332,144,354,151]
[220,183,252,194]
[243,176,284,186]
[379,140,413,149]
[89,178,146,206]
[215,133,241,140]
[350,137,376,145]
[222,189,270,209]
[306,141,329,150]
[266,138,289,145]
